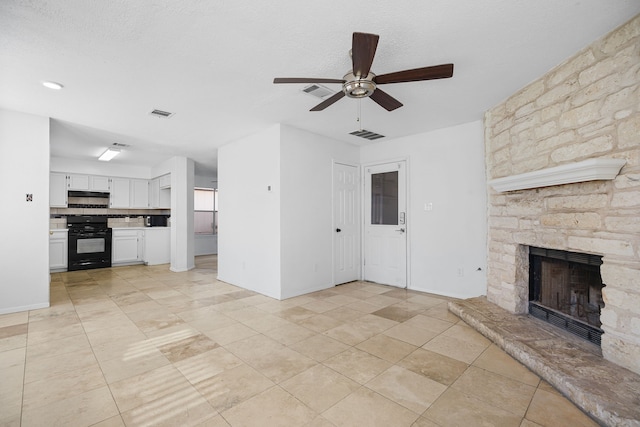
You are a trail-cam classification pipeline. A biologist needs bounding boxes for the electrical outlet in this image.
[424,202,433,211]
[457,268,464,277]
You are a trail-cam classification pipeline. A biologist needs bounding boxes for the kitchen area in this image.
[49,172,172,272]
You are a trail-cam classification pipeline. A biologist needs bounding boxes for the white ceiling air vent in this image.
[350,129,385,140]
[302,84,335,99]
[149,109,175,119]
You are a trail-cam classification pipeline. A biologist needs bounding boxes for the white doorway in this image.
[333,162,360,285]
[363,161,407,288]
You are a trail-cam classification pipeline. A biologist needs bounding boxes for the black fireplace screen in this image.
[529,247,604,345]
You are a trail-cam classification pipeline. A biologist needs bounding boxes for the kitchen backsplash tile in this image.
[50,208,170,229]
[84,208,108,215]
[50,218,66,229]
[108,217,145,227]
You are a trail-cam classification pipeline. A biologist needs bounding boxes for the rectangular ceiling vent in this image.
[302,84,336,99]
[149,109,175,119]
[350,129,385,140]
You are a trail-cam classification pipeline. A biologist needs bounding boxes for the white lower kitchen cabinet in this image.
[143,227,170,265]
[112,229,144,264]
[112,227,170,266]
[49,230,68,271]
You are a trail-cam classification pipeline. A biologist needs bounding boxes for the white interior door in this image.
[333,162,360,285]
[364,161,407,288]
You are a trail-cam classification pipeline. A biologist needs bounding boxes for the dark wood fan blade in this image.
[274,78,346,84]
[310,91,345,111]
[352,32,379,78]
[369,89,403,111]
[374,63,454,84]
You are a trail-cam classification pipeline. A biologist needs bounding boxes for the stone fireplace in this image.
[528,246,604,345]
[484,14,640,374]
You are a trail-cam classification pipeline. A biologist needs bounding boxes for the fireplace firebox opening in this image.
[528,246,604,346]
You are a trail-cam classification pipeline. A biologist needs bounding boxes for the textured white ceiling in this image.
[1,1,639,176]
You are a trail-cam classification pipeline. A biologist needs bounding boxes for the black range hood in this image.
[68,190,110,198]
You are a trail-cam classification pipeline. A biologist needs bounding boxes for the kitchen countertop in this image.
[110,227,170,230]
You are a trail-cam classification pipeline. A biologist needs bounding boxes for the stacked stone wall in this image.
[484,15,640,374]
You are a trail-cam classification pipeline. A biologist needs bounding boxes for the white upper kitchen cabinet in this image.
[130,179,149,208]
[159,173,171,189]
[109,177,130,208]
[50,173,68,207]
[67,174,90,190]
[90,175,110,191]
[149,178,160,208]
[68,174,111,192]
[149,178,171,209]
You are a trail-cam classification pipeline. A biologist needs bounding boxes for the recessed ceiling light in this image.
[42,81,64,90]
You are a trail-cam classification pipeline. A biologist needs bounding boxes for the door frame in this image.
[331,160,361,286]
[360,157,411,288]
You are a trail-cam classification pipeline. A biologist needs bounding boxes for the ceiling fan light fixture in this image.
[342,72,376,99]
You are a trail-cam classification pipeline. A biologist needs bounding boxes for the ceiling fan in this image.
[273,32,454,112]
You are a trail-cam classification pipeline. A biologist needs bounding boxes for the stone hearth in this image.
[449,297,640,426]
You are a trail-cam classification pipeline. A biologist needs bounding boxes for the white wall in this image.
[360,120,487,299]
[218,125,282,298]
[279,125,359,298]
[170,156,195,272]
[195,174,217,189]
[51,156,152,179]
[151,158,173,178]
[0,109,50,313]
[195,235,217,256]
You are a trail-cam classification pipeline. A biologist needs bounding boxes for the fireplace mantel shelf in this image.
[488,158,626,193]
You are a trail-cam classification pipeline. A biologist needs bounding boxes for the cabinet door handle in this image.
[336,228,341,232]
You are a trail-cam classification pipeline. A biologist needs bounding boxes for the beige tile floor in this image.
[0,256,599,427]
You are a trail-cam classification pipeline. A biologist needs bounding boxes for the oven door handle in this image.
[75,232,108,238]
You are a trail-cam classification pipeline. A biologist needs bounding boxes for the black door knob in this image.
[336,228,341,232]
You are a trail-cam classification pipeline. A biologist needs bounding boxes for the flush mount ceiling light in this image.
[42,81,64,90]
[98,148,120,161]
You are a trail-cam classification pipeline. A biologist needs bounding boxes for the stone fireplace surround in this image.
[484,13,640,376]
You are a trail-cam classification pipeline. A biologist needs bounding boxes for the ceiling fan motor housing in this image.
[343,72,376,98]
